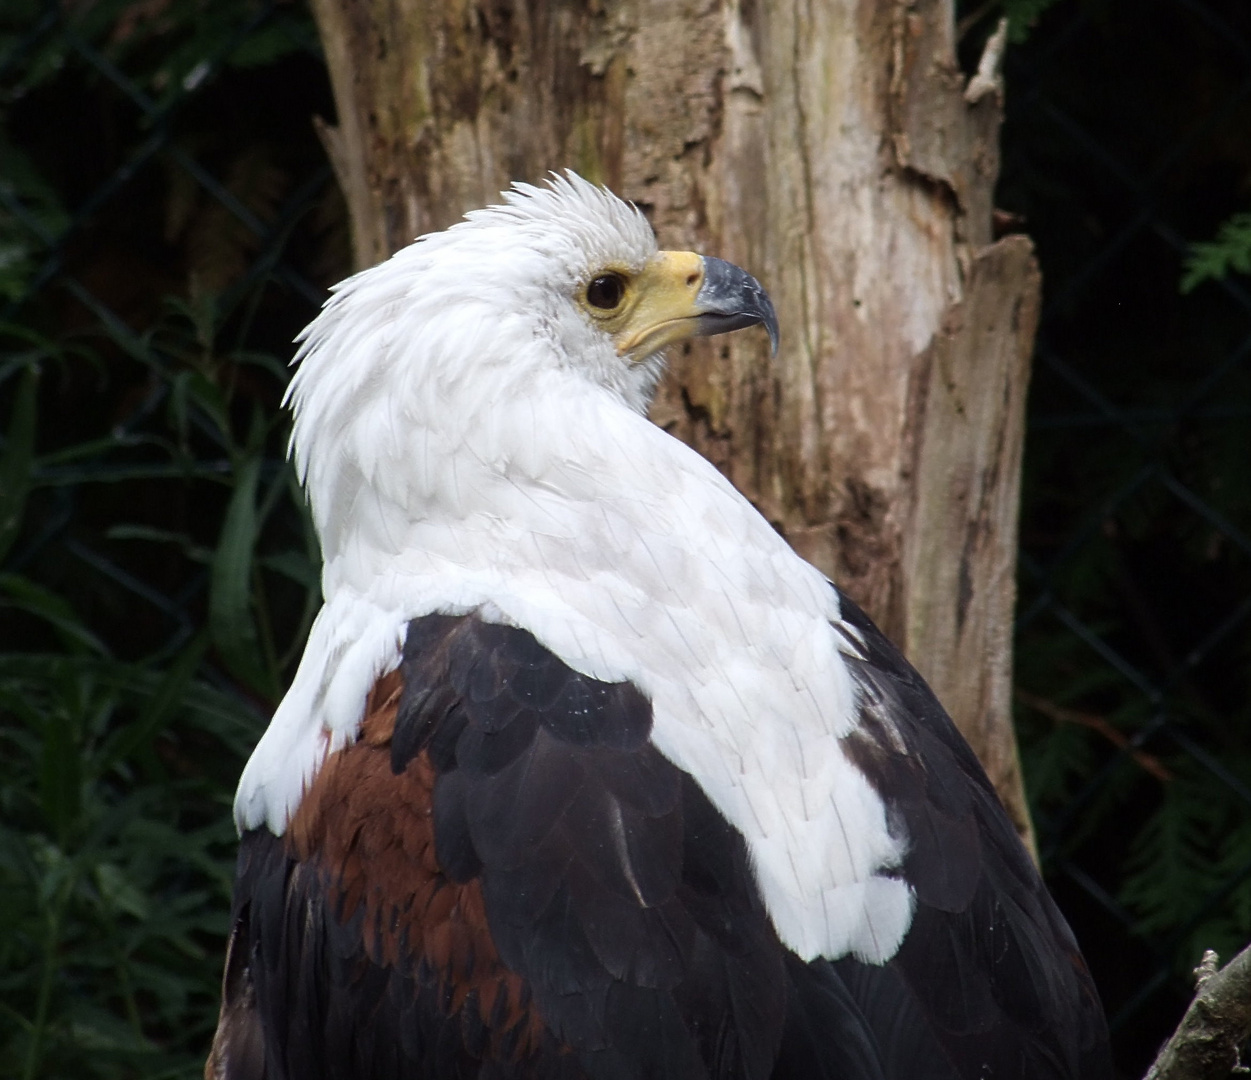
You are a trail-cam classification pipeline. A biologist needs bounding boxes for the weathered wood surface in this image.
[308,0,1040,853]
[1144,946,1251,1080]
[901,236,1039,845]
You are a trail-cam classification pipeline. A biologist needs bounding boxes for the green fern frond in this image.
[1181,212,1251,293]
[1120,769,1225,937]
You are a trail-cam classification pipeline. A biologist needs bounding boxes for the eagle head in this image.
[284,171,777,562]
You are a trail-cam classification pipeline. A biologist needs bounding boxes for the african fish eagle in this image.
[207,173,1110,1080]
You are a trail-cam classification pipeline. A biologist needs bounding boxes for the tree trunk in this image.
[309,0,1040,855]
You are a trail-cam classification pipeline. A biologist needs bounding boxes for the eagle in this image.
[207,173,1110,1080]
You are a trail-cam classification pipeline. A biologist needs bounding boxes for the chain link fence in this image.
[1000,0,1251,1071]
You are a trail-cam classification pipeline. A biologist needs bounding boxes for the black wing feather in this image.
[834,588,1111,1080]
[408,616,789,1078]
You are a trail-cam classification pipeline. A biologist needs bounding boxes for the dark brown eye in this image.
[586,273,626,310]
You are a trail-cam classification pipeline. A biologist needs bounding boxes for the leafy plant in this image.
[0,1,340,1076]
[1181,211,1251,293]
[0,312,323,1080]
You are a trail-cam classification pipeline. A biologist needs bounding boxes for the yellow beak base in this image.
[613,251,708,362]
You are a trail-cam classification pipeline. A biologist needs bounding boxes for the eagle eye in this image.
[586,273,626,310]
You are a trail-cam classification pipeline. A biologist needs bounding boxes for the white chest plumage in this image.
[236,392,912,965]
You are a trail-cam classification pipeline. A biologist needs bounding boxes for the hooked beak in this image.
[693,256,779,355]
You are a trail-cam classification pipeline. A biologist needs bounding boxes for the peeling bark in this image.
[309,0,1039,855]
[901,236,1039,845]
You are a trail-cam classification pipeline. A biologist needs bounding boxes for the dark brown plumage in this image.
[209,606,1110,1080]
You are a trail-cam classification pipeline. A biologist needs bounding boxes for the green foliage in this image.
[0,648,252,1079]
[0,0,338,1076]
[0,367,37,561]
[957,0,1065,46]
[0,0,316,105]
[0,142,70,302]
[1181,212,1251,293]
[1003,0,1064,42]
[1118,763,1251,965]
[0,316,321,1077]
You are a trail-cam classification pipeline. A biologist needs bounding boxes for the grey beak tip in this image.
[696,256,780,354]
[760,294,780,356]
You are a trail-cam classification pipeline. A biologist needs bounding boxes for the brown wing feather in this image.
[205,662,545,1079]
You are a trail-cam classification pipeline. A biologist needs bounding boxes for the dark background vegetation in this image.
[0,0,1248,1076]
